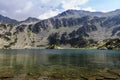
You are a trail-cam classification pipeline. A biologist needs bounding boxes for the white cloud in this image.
[0,0,90,20]
[1,10,6,14]
[15,10,22,13]
[15,1,33,13]
[38,10,60,19]
[61,0,88,10]
[82,7,96,12]
[38,0,89,19]
[24,1,33,11]
[100,9,115,13]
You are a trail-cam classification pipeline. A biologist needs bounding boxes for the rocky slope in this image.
[0,9,120,49]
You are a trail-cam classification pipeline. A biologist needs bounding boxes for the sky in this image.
[0,0,120,21]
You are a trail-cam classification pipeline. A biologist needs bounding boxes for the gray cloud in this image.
[0,0,90,20]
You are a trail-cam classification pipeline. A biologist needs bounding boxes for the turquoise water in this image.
[0,49,120,79]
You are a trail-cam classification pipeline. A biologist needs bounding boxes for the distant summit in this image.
[20,17,40,24]
[0,15,40,24]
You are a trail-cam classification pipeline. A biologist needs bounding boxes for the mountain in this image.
[0,15,19,24]
[55,10,104,18]
[55,9,120,18]
[20,17,40,24]
[0,15,40,24]
[0,9,120,49]
[106,9,120,17]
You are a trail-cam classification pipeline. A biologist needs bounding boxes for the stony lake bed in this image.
[0,49,120,80]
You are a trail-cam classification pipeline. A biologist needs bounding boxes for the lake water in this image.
[0,49,120,80]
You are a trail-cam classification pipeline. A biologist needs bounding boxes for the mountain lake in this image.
[0,49,120,80]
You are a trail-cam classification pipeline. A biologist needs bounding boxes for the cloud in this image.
[39,10,60,20]
[38,0,89,19]
[0,0,89,20]
[15,10,22,13]
[15,1,33,13]
[61,0,88,10]
[82,7,96,12]
[1,10,7,14]
[23,1,33,12]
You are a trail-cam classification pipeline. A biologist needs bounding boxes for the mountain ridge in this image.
[0,9,120,49]
[0,15,39,24]
[0,14,19,24]
[1,9,120,24]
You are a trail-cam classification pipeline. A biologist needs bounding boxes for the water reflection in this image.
[0,49,120,74]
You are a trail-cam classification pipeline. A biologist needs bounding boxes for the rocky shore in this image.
[0,68,120,80]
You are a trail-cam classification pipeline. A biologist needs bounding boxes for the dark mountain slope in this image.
[0,15,19,24]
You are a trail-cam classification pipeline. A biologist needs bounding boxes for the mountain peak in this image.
[20,17,40,23]
[25,17,39,21]
[55,9,104,19]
